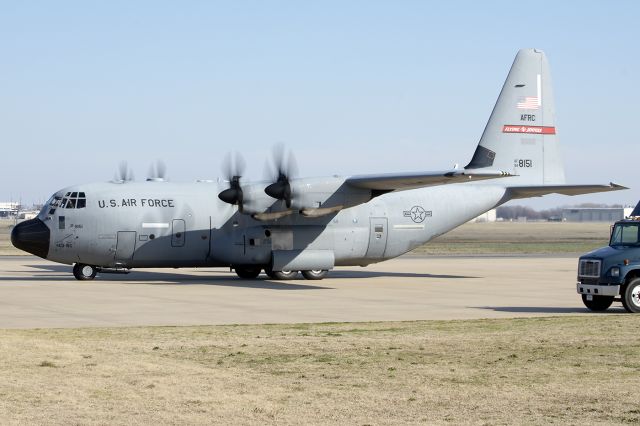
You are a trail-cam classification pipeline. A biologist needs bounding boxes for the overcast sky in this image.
[1,1,638,209]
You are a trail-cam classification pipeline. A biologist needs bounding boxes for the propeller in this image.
[218,152,246,210]
[264,144,297,208]
[114,161,134,182]
[147,160,167,181]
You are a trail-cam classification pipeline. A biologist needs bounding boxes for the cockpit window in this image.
[51,192,87,210]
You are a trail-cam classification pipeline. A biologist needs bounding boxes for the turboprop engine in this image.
[217,147,371,220]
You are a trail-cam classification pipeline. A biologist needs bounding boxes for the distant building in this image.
[472,209,497,223]
[0,202,18,218]
[18,211,38,220]
[562,207,634,222]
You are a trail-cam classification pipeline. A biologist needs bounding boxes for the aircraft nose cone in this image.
[11,218,50,259]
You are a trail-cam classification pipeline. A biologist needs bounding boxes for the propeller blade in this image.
[222,152,246,181]
[147,160,168,180]
[155,160,167,179]
[265,144,296,208]
[116,161,134,182]
[218,153,246,211]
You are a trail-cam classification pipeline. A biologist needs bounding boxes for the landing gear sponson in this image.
[72,263,329,281]
[234,265,329,281]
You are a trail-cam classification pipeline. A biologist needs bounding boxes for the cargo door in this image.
[365,217,388,258]
[115,231,137,261]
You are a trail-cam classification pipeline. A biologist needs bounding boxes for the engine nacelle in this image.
[222,176,372,220]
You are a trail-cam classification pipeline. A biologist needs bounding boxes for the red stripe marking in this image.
[502,125,556,134]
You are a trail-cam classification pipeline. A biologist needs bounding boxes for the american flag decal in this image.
[517,97,539,109]
[516,74,542,110]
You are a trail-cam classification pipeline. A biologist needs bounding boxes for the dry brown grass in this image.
[0,220,22,255]
[1,316,639,425]
[414,221,611,255]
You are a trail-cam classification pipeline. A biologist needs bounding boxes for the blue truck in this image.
[577,202,640,312]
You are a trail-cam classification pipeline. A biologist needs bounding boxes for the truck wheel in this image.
[264,267,298,280]
[73,263,97,281]
[234,265,261,279]
[301,270,328,280]
[581,295,614,311]
[622,278,640,313]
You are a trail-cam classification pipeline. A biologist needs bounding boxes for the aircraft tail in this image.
[465,48,565,185]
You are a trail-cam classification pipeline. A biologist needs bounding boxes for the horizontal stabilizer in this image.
[346,169,513,191]
[507,183,627,199]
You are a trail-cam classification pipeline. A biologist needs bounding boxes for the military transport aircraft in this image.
[12,49,625,281]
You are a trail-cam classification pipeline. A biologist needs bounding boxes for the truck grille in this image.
[578,259,601,278]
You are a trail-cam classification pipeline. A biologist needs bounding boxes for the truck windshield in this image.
[610,223,640,247]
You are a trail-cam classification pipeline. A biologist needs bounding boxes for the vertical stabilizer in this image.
[465,49,565,185]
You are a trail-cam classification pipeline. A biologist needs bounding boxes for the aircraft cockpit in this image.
[43,192,87,216]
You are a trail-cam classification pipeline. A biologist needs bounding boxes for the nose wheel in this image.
[73,263,97,281]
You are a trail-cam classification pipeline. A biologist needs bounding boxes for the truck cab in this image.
[577,207,640,312]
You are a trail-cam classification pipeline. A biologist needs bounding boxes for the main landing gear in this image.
[233,265,329,281]
[73,263,97,281]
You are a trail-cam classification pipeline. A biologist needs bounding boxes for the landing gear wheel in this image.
[264,268,298,280]
[581,294,614,312]
[301,270,328,280]
[234,265,261,279]
[73,263,97,281]
[622,278,640,313]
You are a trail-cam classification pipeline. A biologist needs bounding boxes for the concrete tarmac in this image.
[0,255,625,328]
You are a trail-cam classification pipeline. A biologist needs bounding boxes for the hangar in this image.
[562,206,634,222]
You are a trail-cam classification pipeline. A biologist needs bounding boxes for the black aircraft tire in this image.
[581,294,614,312]
[622,278,640,313]
[265,268,298,280]
[301,270,328,280]
[73,263,97,281]
[234,265,262,279]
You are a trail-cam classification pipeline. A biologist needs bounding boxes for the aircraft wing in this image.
[507,183,627,199]
[345,169,513,192]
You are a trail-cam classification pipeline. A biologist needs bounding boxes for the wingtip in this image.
[609,182,629,190]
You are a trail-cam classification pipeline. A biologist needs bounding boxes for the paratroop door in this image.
[115,231,136,261]
[365,217,388,258]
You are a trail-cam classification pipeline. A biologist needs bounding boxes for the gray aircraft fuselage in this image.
[39,180,504,269]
